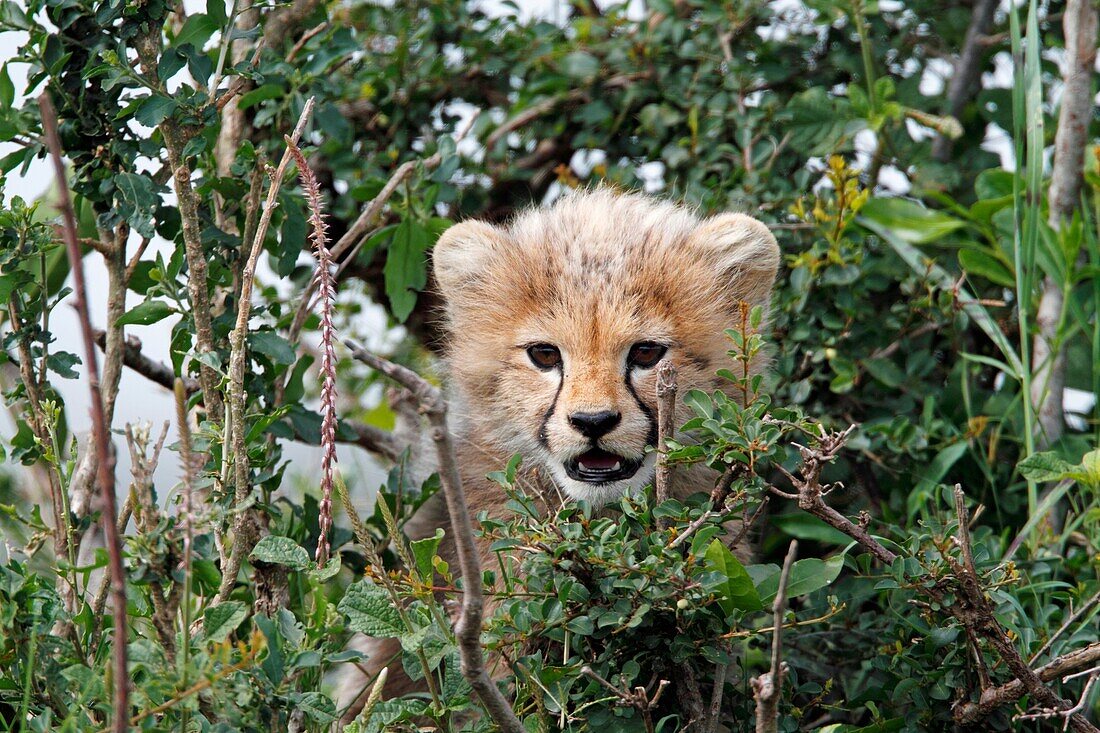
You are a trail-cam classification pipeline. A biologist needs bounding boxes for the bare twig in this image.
[769,424,897,566]
[1016,674,1098,728]
[287,21,326,61]
[1030,590,1100,665]
[946,487,1099,733]
[955,643,1100,725]
[767,430,1099,730]
[217,97,316,604]
[123,422,175,657]
[343,338,524,733]
[752,540,797,733]
[580,666,669,733]
[40,92,130,733]
[484,73,645,153]
[704,661,730,733]
[654,359,677,528]
[331,109,480,265]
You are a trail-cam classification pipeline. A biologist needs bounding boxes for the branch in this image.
[40,92,130,733]
[767,430,1099,730]
[769,424,898,566]
[217,98,316,605]
[94,329,404,460]
[955,643,1100,724]
[654,359,677,528]
[752,540,797,733]
[343,338,524,733]
[945,486,1099,733]
[1031,0,1098,450]
[484,73,646,153]
[931,0,997,161]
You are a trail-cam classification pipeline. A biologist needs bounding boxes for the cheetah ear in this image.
[432,220,510,302]
[689,213,781,308]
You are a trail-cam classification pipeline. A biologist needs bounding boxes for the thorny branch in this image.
[343,338,524,733]
[284,138,338,567]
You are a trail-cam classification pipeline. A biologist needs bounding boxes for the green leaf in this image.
[0,64,13,109]
[704,539,762,614]
[115,300,173,327]
[959,248,1015,287]
[410,528,444,581]
[770,514,852,546]
[784,88,858,155]
[298,692,337,724]
[384,218,431,322]
[860,198,966,244]
[561,51,599,80]
[1017,452,1074,483]
[113,172,159,238]
[915,440,968,497]
[238,84,285,110]
[756,554,845,604]
[862,216,1024,378]
[338,580,405,638]
[203,601,247,643]
[133,95,177,126]
[250,535,310,571]
[250,330,296,365]
[173,13,218,48]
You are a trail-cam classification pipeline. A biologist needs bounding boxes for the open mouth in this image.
[564,448,642,484]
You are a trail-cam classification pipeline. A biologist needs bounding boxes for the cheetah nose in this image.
[568,410,622,439]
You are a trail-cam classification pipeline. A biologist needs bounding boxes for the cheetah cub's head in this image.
[433,189,780,506]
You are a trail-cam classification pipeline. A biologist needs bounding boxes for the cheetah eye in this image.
[628,341,667,369]
[526,343,562,370]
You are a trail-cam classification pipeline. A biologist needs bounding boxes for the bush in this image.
[0,0,1097,731]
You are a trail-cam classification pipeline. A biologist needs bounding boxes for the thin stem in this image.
[39,92,129,733]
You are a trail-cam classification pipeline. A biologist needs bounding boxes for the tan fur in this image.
[336,188,780,719]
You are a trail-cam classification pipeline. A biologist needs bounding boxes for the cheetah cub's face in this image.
[433,190,780,506]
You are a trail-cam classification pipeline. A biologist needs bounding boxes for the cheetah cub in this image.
[337,187,780,714]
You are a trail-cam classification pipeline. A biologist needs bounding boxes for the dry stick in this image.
[1030,590,1100,666]
[343,338,524,733]
[768,428,1100,729]
[284,138,337,566]
[704,661,730,733]
[654,360,677,530]
[751,540,797,733]
[581,666,669,733]
[216,97,316,604]
[955,642,1100,724]
[946,486,1098,733]
[1031,0,1098,450]
[39,92,129,733]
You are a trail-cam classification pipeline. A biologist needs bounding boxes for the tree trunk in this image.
[1030,0,1098,448]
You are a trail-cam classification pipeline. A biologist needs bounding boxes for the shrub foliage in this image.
[0,0,1098,731]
